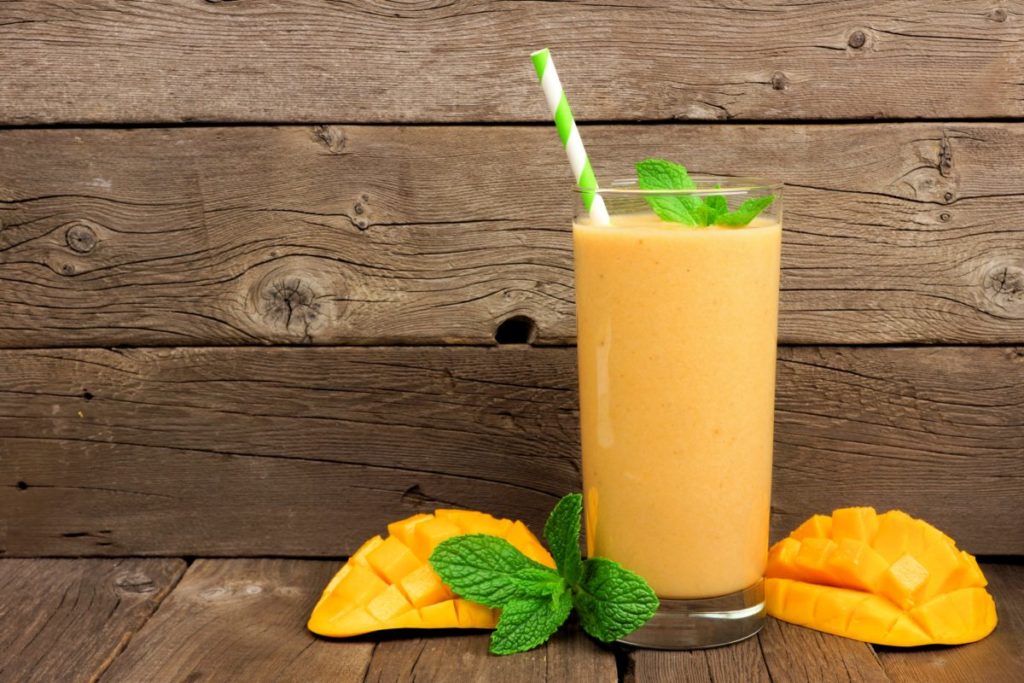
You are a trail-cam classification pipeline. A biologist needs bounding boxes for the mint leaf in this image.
[636,158,702,226]
[704,192,728,220]
[636,158,696,191]
[430,535,562,608]
[504,566,567,598]
[718,195,775,227]
[544,493,583,585]
[637,158,776,227]
[574,558,660,642]
[490,593,573,655]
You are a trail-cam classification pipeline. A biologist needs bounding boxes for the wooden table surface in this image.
[2,3,1023,683]
[1,558,1020,683]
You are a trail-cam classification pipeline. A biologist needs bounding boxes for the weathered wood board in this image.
[0,558,184,683]
[101,558,616,682]
[1,559,1019,682]
[2,124,1023,347]
[365,625,617,682]
[1,1,1022,125]
[100,559,375,682]
[627,636,773,683]
[1,346,1020,557]
[629,616,890,683]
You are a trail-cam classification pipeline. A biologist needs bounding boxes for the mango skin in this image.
[765,508,997,646]
[308,509,553,637]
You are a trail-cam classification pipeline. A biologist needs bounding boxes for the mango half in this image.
[308,509,554,637]
[765,508,997,646]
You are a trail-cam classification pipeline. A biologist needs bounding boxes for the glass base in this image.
[618,579,765,650]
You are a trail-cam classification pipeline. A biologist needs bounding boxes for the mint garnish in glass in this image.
[636,158,775,227]
[429,493,659,655]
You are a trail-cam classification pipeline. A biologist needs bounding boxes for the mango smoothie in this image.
[575,212,782,600]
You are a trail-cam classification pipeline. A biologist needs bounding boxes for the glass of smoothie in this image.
[574,176,783,649]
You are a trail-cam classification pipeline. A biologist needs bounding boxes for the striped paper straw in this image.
[531,48,610,225]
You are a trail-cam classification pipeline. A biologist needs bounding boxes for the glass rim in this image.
[576,176,783,197]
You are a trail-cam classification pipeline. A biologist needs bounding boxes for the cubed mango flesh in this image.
[826,538,888,593]
[409,517,464,562]
[397,564,453,608]
[791,514,832,541]
[419,600,460,628]
[366,535,421,584]
[879,553,930,610]
[455,598,499,629]
[436,509,514,538]
[308,508,552,638]
[349,535,384,568]
[830,507,879,544]
[366,584,413,622]
[387,514,431,547]
[765,508,997,646]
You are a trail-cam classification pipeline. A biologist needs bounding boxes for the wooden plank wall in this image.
[1,0,1022,558]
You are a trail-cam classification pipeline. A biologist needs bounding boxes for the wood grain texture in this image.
[0,558,184,683]
[3,123,1024,346]
[365,623,616,682]
[1,1,1022,125]
[876,563,1024,683]
[1,345,1020,557]
[627,635,771,682]
[101,559,375,683]
[759,616,890,683]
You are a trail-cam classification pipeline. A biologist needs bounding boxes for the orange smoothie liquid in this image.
[574,213,782,599]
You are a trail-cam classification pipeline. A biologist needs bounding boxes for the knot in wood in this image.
[116,573,156,594]
[771,72,788,91]
[984,264,1024,310]
[848,30,867,49]
[261,277,322,340]
[313,125,347,154]
[352,197,369,229]
[989,7,1007,22]
[65,223,97,253]
[939,137,954,177]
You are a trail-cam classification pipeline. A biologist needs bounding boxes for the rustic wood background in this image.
[1,0,1022,560]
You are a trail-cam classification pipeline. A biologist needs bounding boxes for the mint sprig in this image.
[636,158,775,228]
[573,558,662,642]
[429,494,659,655]
[427,535,563,606]
[490,593,573,655]
[544,492,583,586]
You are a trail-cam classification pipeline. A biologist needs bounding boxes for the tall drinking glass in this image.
[574,177,783,649]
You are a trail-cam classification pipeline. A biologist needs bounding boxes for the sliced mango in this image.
[408,517,464,562]
[826,538,889,593]
[831,507,879,544]
[791,514,832,541]
[366,536,421,584]
[309,508,553,637]
[387,513,431,547]
[506,520,555,567]
[397,564,453,608]
[766,508,997,646]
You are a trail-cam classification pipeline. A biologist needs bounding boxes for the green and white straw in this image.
[531,48,610,225]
